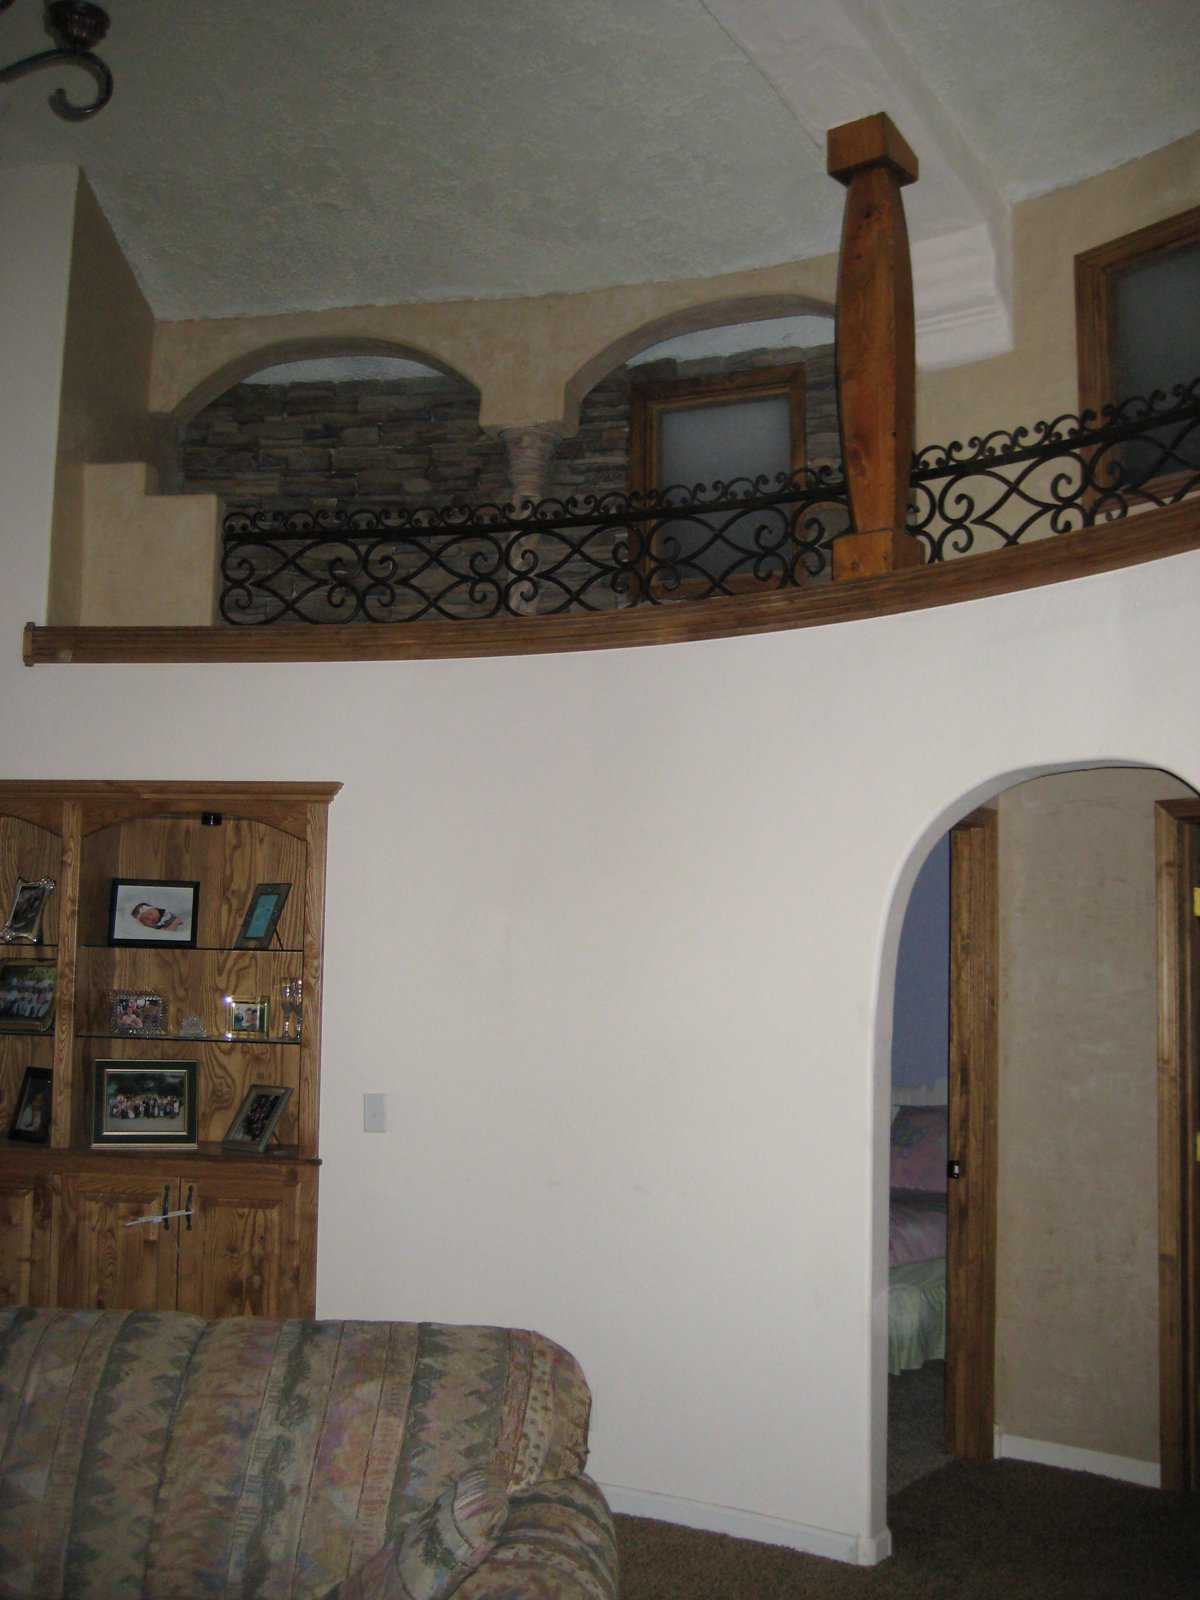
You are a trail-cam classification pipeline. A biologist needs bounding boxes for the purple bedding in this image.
[889,1188,948,1267]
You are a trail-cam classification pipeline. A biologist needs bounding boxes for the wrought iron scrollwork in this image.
[909,378,1200,561]
[0,1,113,121]
[220,380,1200,625]
[220,469,851,625]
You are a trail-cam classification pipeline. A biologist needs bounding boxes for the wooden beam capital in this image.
[827,112,918,188]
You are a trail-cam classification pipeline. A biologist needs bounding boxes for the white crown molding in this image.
[914,222,1014,371]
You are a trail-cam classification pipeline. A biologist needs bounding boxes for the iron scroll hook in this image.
[0,2,114,122]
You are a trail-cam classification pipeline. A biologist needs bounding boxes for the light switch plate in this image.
[363,1093,387,1133]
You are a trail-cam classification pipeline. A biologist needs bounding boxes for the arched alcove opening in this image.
[173,347,504,517]
[533,308,842,608]
[877,761,1199,1530]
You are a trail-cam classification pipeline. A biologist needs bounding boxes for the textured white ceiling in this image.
[0,0,1195,322]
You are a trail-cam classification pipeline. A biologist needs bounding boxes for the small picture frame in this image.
[108,879,199,948]
[221,1083,293,1153]
[0,961,57,1032]
[91,1060,197,1149]
[235,882,292,949]
[0,877,55,944]
[109,990,166,1037]
[224,996,269,1037]
[8,1066,52,1144]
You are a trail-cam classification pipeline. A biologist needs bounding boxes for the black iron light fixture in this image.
[0,1,113,121]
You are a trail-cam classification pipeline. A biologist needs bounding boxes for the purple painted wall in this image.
[891,832,950,1089]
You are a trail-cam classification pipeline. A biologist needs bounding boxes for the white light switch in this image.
[363,1093,388,1133]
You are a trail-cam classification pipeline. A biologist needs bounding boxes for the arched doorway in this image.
[884,765,1199,1505]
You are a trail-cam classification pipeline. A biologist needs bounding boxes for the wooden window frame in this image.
[628,362,807,597]
[1076,207,1200,502]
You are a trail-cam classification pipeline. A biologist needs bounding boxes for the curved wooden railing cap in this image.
[828,112,921,582]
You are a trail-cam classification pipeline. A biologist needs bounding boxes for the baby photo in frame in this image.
[109,880,199,948]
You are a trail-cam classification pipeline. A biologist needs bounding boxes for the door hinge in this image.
[1193,887,1200,918]
[947,1159,962,1181]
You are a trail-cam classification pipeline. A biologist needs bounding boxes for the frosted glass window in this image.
[1113,245,1200,402]
[659,396,791,491]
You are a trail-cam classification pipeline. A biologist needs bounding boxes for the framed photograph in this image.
[109,990,166,1037]
[221,1083,293,1153]
[91,1060,197,1149]
[224,996,269,1037]
[235,882,292,949]
[0,961,57,1032]
[8,1066,52,1144]
[0,877,55,944]
[108,879,199,948]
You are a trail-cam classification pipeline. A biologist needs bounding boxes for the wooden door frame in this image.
[945,807,999,1460]
[1155,799,1200,1492]
[941,796,1197,1484]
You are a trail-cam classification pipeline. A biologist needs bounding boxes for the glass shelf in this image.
[79,944,303,955]
[80,1032,302,1046]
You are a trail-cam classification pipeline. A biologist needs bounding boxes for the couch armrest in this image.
[454,1476,618,1600]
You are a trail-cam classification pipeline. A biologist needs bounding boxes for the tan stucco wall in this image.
[995,767,1194,1466]
[50,173,156,624]
[149,267,839,431]
[919,130,1200,445]
[75,463,219,625]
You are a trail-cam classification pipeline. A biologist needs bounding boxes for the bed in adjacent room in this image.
[888,1095,948,1375]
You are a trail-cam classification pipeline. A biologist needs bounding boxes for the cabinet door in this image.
[0,1172,56,1307]
[58,1173,179,1312]
[177,1169,306,1319]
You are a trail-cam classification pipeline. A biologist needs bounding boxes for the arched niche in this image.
[562,294,835,430]
[172,345,507,516]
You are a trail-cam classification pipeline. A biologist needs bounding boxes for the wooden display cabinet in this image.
[0,781,338,1318]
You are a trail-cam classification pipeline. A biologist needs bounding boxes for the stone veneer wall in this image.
[180,344,839,513]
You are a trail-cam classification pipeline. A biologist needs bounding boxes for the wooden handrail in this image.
[23,499,1200,665]
[827,112,922,582]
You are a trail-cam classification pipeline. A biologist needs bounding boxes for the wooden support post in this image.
[827,113,922,582]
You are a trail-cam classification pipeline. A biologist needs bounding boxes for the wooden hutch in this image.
[0,780,338,1319]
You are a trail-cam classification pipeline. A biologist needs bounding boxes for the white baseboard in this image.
[598,1482,892,1567]
[993,1430,1160,1488]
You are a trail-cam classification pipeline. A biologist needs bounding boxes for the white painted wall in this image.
[4,166,1199,1565]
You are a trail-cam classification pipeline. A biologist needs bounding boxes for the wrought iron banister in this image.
[219,379,1200,626]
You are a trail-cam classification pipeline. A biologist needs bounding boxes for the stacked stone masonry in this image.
[181,345,839,512]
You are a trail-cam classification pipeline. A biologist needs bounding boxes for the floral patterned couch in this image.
[0,1308,617,1600]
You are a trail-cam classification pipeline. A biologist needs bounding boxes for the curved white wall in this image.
[4,165,1199,1566]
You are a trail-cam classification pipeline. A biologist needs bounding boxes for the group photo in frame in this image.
[222,1083,292,1153]
[91,1060,198,1148]
[108,879,199,948]
[0,961,57,1032]
[0,877,55,944]
[235,882,291,949]
[8,1066,52,1143]
[109,990,166,1037]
